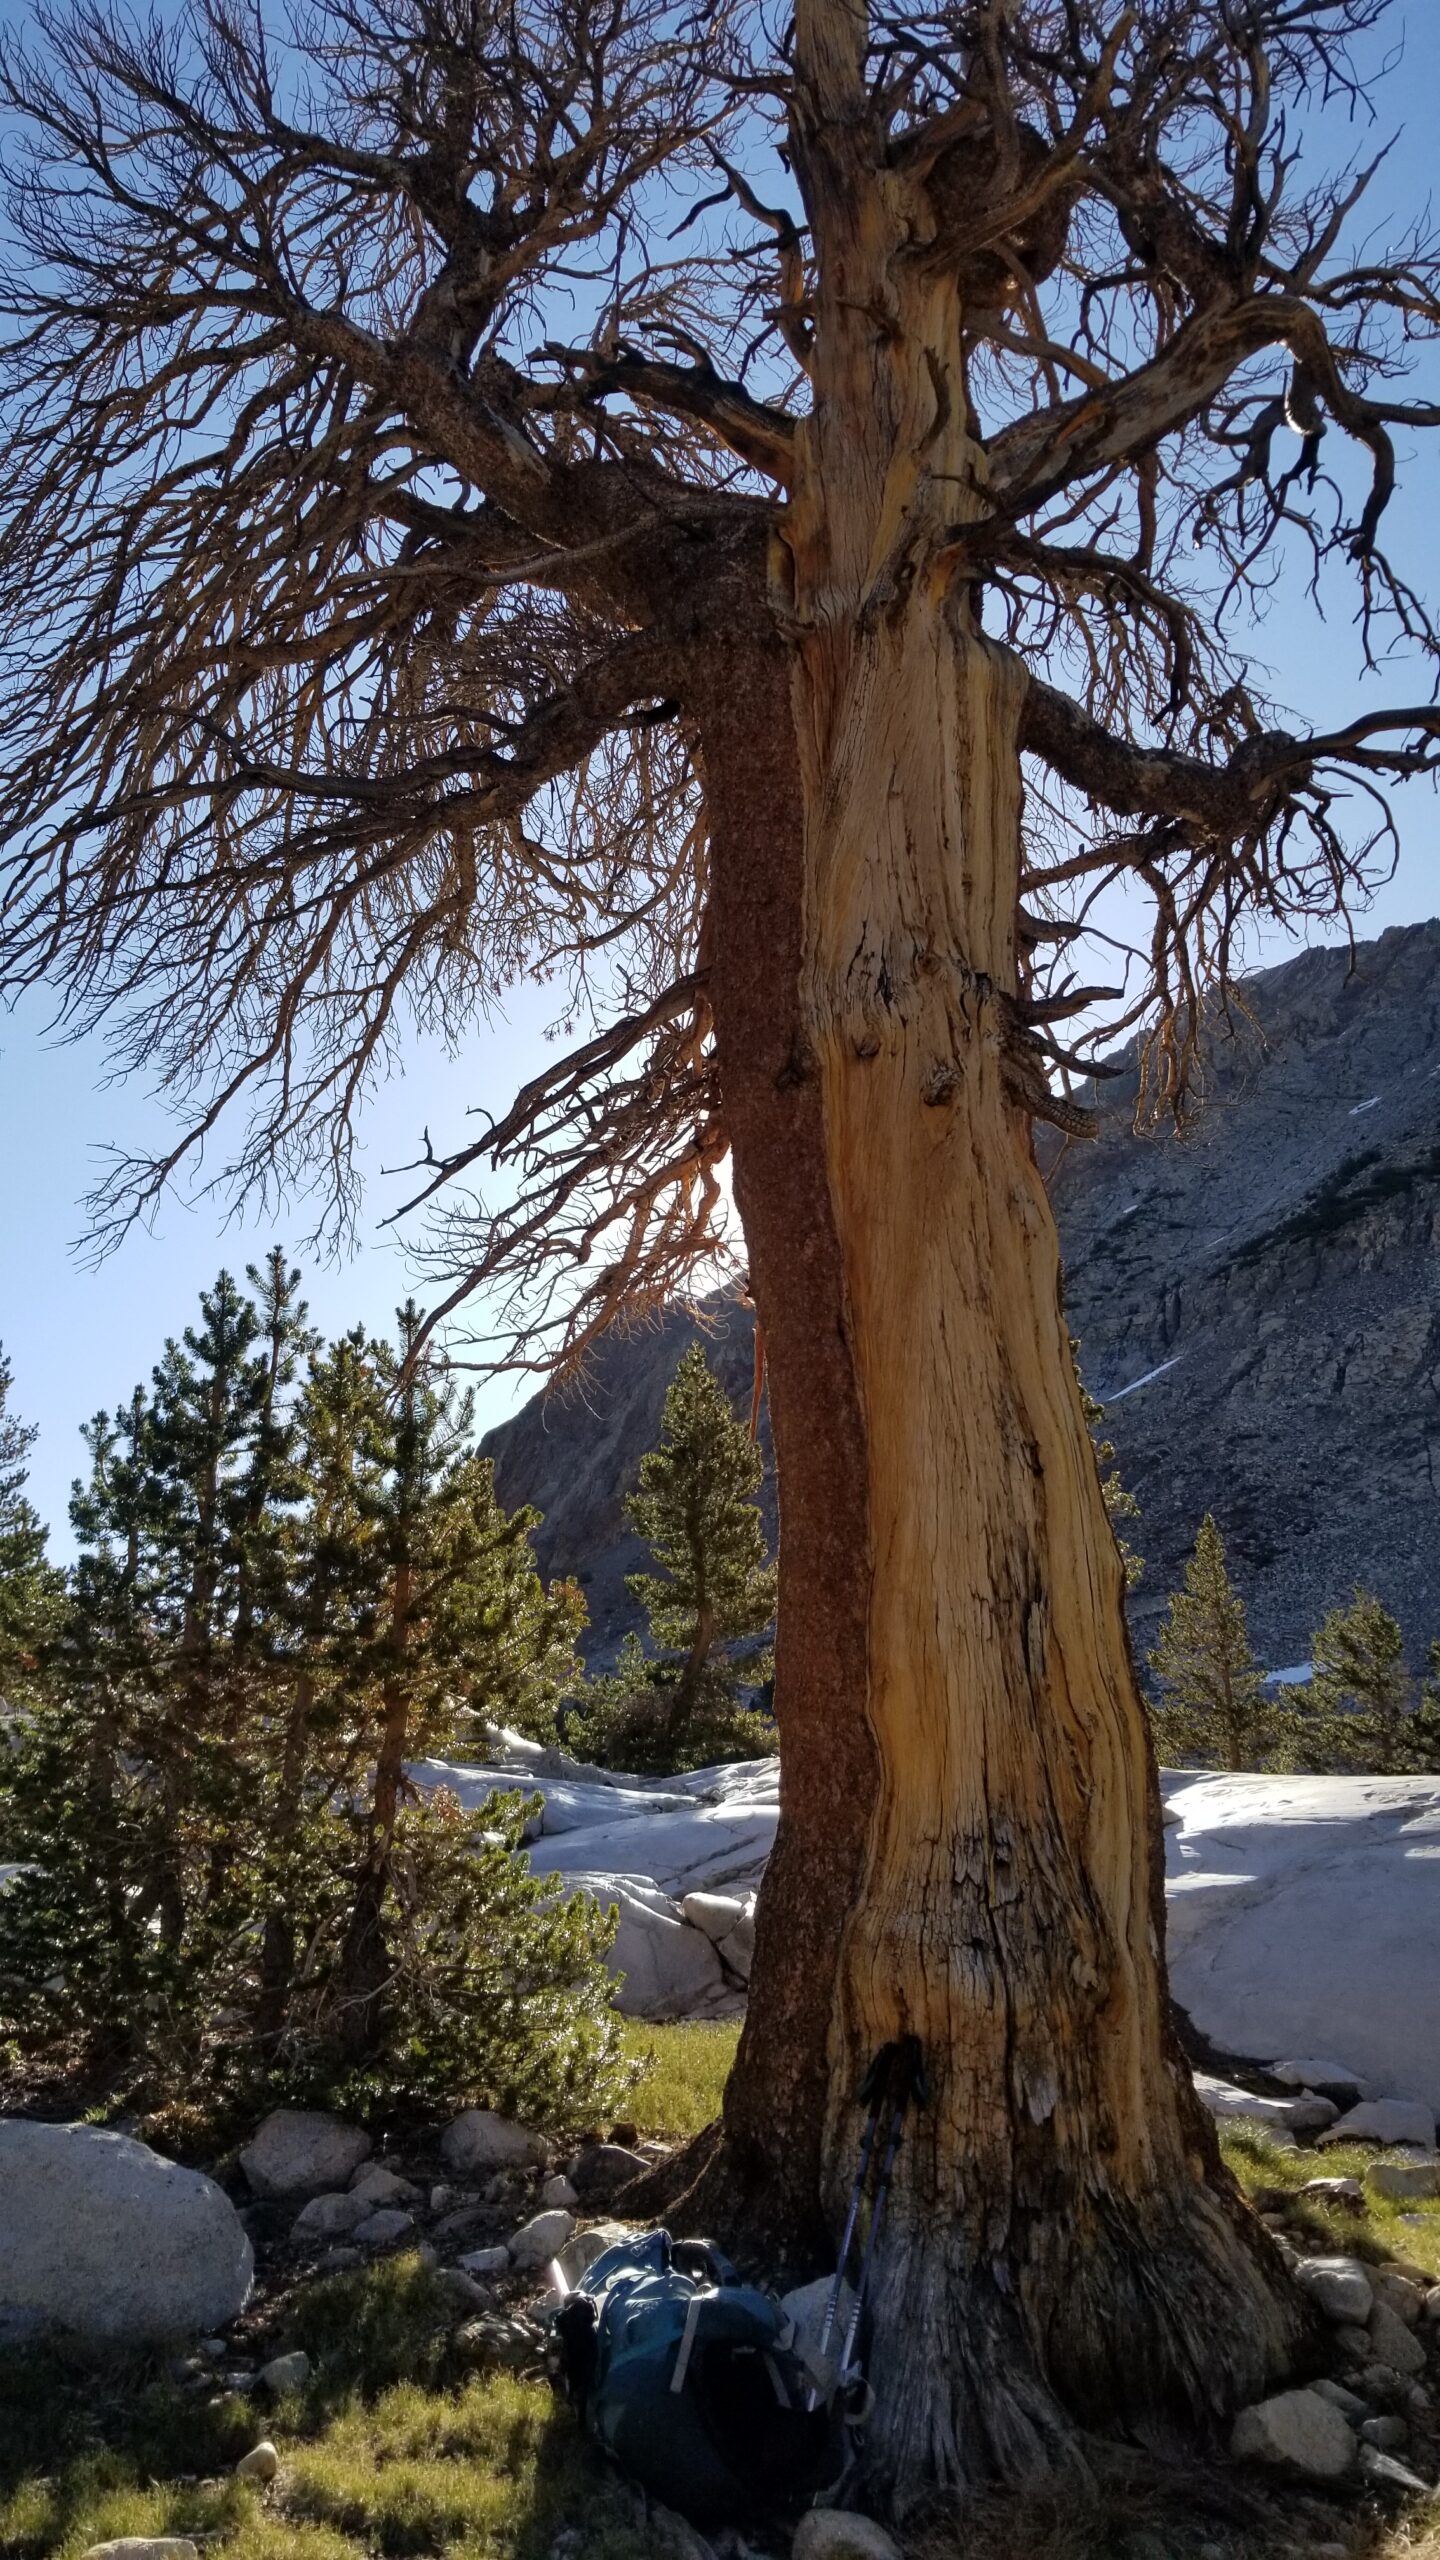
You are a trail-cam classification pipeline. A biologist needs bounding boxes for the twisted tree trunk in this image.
[681,52,1310,2504]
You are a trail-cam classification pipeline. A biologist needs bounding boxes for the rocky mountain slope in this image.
[483,919,1440,1673]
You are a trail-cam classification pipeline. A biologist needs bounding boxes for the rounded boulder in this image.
[238,2109,372,2199]
[0,2118,253,2344]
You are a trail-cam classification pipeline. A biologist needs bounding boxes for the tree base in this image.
[617,2119,1315,2513]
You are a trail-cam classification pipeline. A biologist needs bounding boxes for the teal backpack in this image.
[549,2229,834,2524]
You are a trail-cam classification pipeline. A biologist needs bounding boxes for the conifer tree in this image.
[1147,1516,1285,1774]
[572,1343,776,1772]
[1292,1589,1440,1775]
[1077,1355,1142,1590]
[0,1346,63,1724]
[0,1272,612,2122]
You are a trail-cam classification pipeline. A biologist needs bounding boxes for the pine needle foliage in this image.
[0,1268,622,2125]
[0,1348,64,1730]
[1285,1587,1440,1775]
[1075,1350,1143,1589]
[570,1343,775,1773]
[1147,1515,1290,1773]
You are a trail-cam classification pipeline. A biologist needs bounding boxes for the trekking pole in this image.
[837,2036,927,2389]
[808,2044,896,2394]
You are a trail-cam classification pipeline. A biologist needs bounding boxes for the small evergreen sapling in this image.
[572,1342,777,1772]
[1147,1515,1288,1773]
[1289,1588,1440,1774]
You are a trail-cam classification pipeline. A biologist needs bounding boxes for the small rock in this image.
[440,2109,545,2176]
[429,2184,455,2213]
[437,2268,493,2315]
[1367,2155,1440,2203]
[554,2223,634,2290]
[1374,2273,1424,2327]
[80,2545,200,2560]
[1230,2388,1356,2479]
[1299,2178,1364,2207]
[1270,2059,1370,2102]
[791,2514,904,2560]
[1425,2287,1440,2324]
[412,2241,438,2271]
[1296,2257,1374,2324]
[239,2110,371,2200]
[1357,2444,1432,2493]
[1369,2302,1427,2376]
[1403,2381,1431,2416]
[291,2191,370,2241]
[235,2440,280,2482]
[432,2206,487,2245]
[258,2349,311,2395]
[1357,2365,1408,2406]
[199,2338,227,2357]
[320,2245,363,2272]
[1321,2100,1437,2151]
[353,2207,416,2248]
[568,2144,647,2205]
[1312,2379,1368,2419]
[458,2245,511,2278]
[452,2312,541,2372]
[541,2173,579,2210]
[348,2165,417,2208]
[1335,2324,1374,2361]
[1360,2415,1409,2449]
[507,2207,575,2271]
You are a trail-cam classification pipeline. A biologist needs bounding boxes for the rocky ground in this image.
[4,2063,1440,2560]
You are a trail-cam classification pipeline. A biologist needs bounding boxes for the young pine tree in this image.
[0,1275,613,2125]
[1147,1517,1286,1774]
[572,1343,777,1774]
[0,1346,64,1726]
[1292,1589,1440,1775]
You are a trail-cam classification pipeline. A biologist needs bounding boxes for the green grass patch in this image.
[1219,2128,1440,2281]
[620,2017,740,2140]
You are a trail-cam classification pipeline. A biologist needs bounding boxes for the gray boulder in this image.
[569,2143,648,2204]
[680,1890,747,1942]
[440,2109,545,2176]
[508,2207,575,2270]
[353,2207,416,2248]
[1192,2074,1335,2132]
[560,1872,728,2019]
[1367,2155,1440,2203]
[291,2191,370,2241]
[81,2544,199,2560]
[1368,2302,1427,2377]
[1269,2058,1370,2102]
[1230,2388,1356,2478]
[239,2110,371,2199]
[791,2515,904,2560]
[0,2119,252,2344]
[1322,2099,1436,2150]
[1295,2257,1374,2324]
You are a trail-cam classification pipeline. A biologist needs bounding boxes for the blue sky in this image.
[4,7,1440,1550]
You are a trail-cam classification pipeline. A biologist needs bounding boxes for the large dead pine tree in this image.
[3,0,1440,2505]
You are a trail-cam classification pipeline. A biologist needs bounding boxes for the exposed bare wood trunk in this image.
[684,31,1311,2500]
